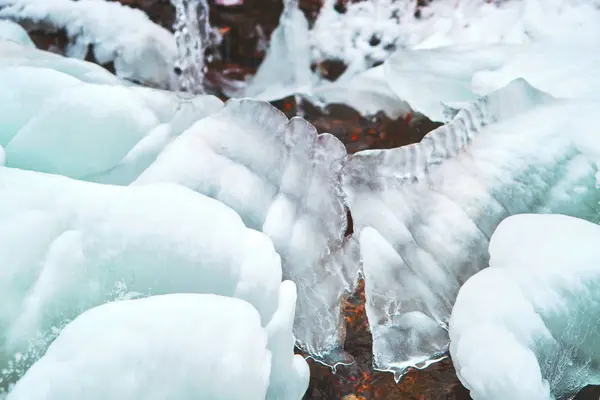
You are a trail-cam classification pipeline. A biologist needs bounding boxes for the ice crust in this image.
[0,38,356,367]
[384,42,600,121]
[136,98,360,364]
[0,19,33,47]
[243,0,313,101]
[0,0,177,87]
[8,286,308,400]
[0,40,223,183]
[342,79,600,378]
[310,0,600,73]
[450,214,600,400]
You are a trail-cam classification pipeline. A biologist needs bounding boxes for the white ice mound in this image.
[384,41,600,121]
[9,286,308,400]
[243,0,313,101]
[342,79,600,378]
[135,98,360,365]
[450,214,600,400]
[0,0,177,87]
[310,0,600,76]
[384,44,515,122]
[0,41,223,183]
[0,39,121,84]
[0,166,283,386]
[0,20,33,47]
[309,65,409,119]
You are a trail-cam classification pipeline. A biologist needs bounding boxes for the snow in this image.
[8,288,308,400]
[0,166,285,388]
[0,0,177,87]
[135,99,360,365]
[450,214,600,400]
[342,79,600,378]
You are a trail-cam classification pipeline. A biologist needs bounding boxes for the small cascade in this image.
[171,0,212,94]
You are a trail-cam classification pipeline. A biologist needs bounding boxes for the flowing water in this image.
[172,0,212,94]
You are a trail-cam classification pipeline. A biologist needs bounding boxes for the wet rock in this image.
[270,95,442,154]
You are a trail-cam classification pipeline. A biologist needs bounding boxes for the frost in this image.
[342,79,600,378]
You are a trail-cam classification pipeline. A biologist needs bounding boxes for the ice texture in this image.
[310,0,600,73]
[135,99,360,364]
[450,214,600,400]
[384,41,600,121]
[0,166,285,385]
[0,0,177,87]
[384,44,515,122]
[172,0,212,94]
[8,288,308,399]
[0,39,122,85]
[0,41,223,183]
[342,79,600,378]
[309,65,409,119]
[243,0,313,101]
[0,20,33,47]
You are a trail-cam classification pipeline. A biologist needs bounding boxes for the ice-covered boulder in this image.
[8,285,308,400]
[450,214,600,400]
[0,166,284,387]
[135,98,360,365]
[342,79,600,378]
[0,40,223,183]
[0,0,177,87]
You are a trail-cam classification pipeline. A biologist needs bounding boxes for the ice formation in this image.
[243,0,313,101]
[342,79,600,378]
[135,99,360,364]
[0,39,223,183]
[9,287,308,400]
[384,42,600,121]
[450,214,600,400]
[0,166,287,389]
[0,19,33,47]
[0,37,356,367]
[310,0,600,72]
[0,0,177,87]
[309,65,409,119]
[172,0,213,93]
